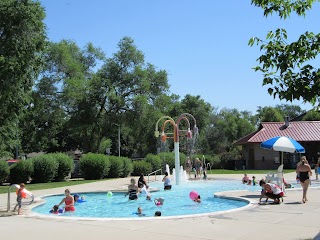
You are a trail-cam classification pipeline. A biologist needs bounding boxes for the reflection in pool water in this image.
[32,180,261,218]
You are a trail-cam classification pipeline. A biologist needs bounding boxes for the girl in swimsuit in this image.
[162,172,172,190]
[126,178,138,200]
[296,157,312,203]
[57,189,75,211]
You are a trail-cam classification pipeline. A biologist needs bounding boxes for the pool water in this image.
[32,180,261,218]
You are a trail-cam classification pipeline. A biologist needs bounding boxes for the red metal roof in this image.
[6,159,19,163]
[234,121,320,144]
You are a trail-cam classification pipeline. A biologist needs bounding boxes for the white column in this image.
[174,142,180,185]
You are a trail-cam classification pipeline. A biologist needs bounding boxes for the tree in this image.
[32,40,105,153]
[88,37,172,155]
[256,106,283,122]
[0,0,46,156]
[203,108,255,154]
[274,104,306,120]
[302,110,320,121]
[20,78,67,153]
[249,0,320,105]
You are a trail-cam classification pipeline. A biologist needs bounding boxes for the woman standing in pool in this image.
[195,158,202,179]
[57,189,75,211]
[126,178,139,200]
[162,171,172,190]
[296,156,312,203]
[185,157,192,177]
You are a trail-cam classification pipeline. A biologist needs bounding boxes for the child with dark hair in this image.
[259,179,284,204]
[154,197,164,206]
[138,174,147,188]
[162,172,172,190]
[193,195,201,203]
[154,211,161,217]
[49,205,64,214]
[252,176,256,186]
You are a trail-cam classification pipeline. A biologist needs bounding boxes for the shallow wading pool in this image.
[32,180,262,218]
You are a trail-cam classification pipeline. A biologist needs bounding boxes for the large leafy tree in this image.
[48,37,172,154]
[20,37,174,156]
[0,0,46,157]
[256,106,283,122]
[274,104,305,120]
[21,77,67,153]
[249,0,320,105]
[93,37,171,155]
[255,104,305,123]
[31,40,105,153]
[203,108,255,154]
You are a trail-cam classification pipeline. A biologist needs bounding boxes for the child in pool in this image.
[49,205,64,214]
[193,195,201,203]
[252,176,256,186]
[154,197,164,206]
[134,207,145,216]
[154,211,161,217]
[74,194,86,203]
[57,189,75,211]
[242,174,249,184]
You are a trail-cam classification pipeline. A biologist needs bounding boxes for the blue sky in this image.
[40,0,319,114]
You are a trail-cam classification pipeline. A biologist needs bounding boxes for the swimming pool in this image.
[32,180,261,218]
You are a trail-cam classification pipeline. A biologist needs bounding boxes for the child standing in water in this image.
[242,173,249,184]
[57,189,75,211]
[252,176,256,185]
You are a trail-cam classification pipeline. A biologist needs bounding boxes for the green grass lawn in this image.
[206,169,295,174]
[0,179,106,194]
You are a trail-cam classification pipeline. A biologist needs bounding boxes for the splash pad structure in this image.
[172,166,188,183]
[155,113,198,185]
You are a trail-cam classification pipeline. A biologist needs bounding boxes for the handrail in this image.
[147,169,162,183]
[207,163,211,171]
[7,184,34,212]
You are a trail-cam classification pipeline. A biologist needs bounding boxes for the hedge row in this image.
[4,153,134,183]
[2,152,221,183]
[79,154,133,180]
[8,153,74,184]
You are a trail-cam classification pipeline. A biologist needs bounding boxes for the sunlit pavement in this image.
[0,172,319,240]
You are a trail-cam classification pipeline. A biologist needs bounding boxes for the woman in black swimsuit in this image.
[126,178,138,200]
[296,157,312,203]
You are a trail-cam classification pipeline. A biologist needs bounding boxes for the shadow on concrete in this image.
[283,202,303,205]
[0,210,16,217]
[313,231,320,240]
[240,194,260,199]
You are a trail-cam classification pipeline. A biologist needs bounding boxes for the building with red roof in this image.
[234,120,320,169]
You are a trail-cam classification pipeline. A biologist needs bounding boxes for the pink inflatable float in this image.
[189,191,199,200]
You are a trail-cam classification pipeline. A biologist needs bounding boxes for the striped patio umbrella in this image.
[260,136,305,165]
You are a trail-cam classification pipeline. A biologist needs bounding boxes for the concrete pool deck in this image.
[0,172,319,240]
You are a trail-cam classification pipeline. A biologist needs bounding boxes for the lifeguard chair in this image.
[266,164,286,195]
